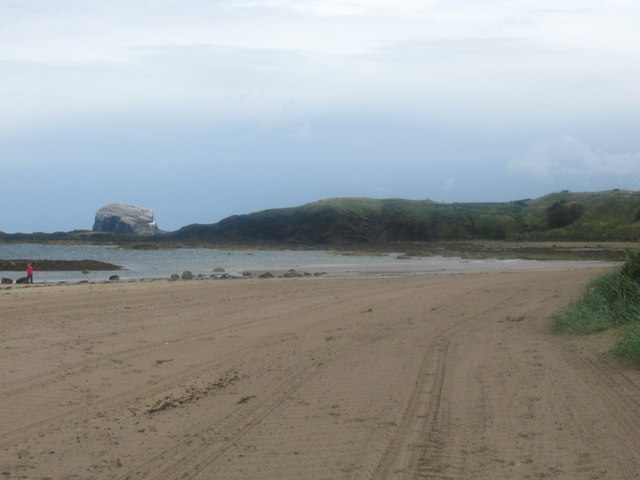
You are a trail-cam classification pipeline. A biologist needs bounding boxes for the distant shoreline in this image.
[2,239,633,261]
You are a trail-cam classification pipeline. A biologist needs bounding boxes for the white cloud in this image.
[508,136,640,180]
[1,1,640,138]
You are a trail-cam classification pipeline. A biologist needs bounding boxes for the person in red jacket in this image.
[26,263,34,284]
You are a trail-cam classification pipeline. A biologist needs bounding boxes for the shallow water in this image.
[0,244,620,284]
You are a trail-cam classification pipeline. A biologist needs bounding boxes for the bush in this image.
[547,201,584,228]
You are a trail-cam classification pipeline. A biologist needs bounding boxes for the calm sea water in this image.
[0,243,619,284]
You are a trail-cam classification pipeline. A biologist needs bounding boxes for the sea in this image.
[0,243,620,284]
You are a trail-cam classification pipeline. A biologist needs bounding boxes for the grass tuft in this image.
[552,271,624,334]
[612,322,640,364]
[553,247,640,365]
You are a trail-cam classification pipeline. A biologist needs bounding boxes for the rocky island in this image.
[93,203,160,236]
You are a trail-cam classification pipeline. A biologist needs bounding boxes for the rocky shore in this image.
[0,259,122,271]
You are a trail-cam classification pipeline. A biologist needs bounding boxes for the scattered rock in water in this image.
[259,272,274,279]
[81,269,90,275]
[16,277,30,284]
[1,278,12,284]
[109,275,120,281]
[396,255,412,260]
[170,274,180,281]
[181,271,194,280]
[283,269,310,278]
[213,267,225,273]
[242,271,253,277]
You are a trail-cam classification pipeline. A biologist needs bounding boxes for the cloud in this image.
[235,0,429,17]
[508,136,640,180]
[2,0,639,134]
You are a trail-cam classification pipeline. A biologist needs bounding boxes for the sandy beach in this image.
[2,267,640,479]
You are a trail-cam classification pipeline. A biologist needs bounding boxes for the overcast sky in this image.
[2,0,639,233]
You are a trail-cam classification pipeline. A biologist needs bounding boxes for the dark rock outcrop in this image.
[0,260,121,271]
[93,203,159,236]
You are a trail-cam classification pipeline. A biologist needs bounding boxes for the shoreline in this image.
[1,258,622,289]
[3,267,640,478]
[1,241,630,285]
[0,239,635,259]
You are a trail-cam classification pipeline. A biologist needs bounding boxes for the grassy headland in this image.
[3,190,640,251]
[168,190,640,245]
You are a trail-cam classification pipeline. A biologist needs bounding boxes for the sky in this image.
[2,0,639,233]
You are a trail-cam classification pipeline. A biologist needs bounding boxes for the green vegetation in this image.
[169,190,640,245]
[552,247,640,365]
[4,190,640,247]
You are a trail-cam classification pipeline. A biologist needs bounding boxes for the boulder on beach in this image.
[93,203,159,236]
[1,277,13,284]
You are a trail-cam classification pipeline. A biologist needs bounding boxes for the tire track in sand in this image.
[116,277,471,480]
[0,280,389,451]
[118,323,387,480]
[7,269,638,479]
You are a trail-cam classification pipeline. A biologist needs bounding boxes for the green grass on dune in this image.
[612,322,640,364]
[553,247,640,365]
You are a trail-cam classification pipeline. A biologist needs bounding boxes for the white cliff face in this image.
[93,203,160,236]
